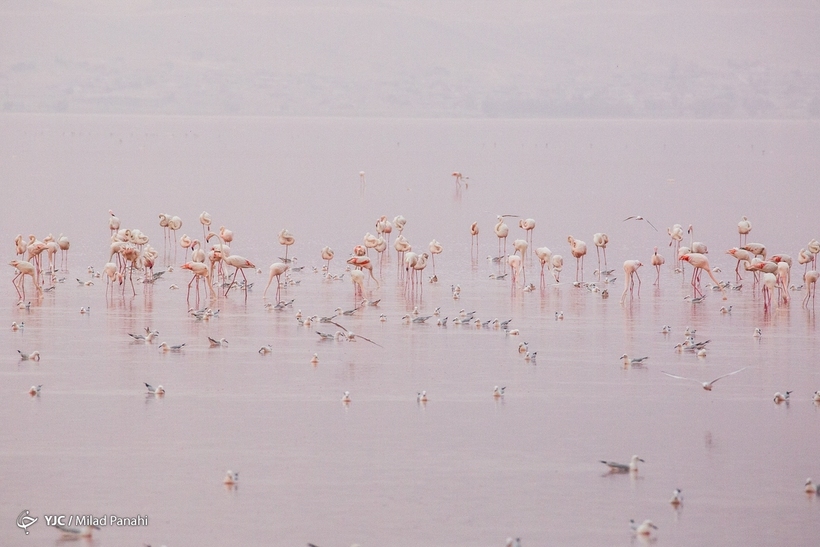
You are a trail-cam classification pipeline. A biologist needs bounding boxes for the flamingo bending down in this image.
[181,261,216,302]
[803,270,819,307]
[535,246,552,284]
[551,254,563,282]
[680,253,725,299]
[761,272,776,311]
[620,260,643,303]
[350,269,366,297]
[263,262,289,301]
[742,243,767,260]
[651,247,664,285]
[567,236,587,282]
[347,255,380,287]
[508,255,523,287]
[726,247,755,281]
[10,260,42,299]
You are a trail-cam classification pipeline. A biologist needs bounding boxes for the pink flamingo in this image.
[519,218,535,247]
[109,210,120,234]
[9,260,41,299]
[620,260,643,303]
[264,262,289,300]
[737,216,751,246]
[182,261,216,303]
[508,255,523,287]
[57,234,70,271]
[199,211,211,241]
[668,223,683,266]
[278,229,295,261]
[803,270,819,307]
[429,239,443,275]
[452,171,468,188]
[593,233,609,275]
[321,246,334,271]
[494,216,511,257]
[567,236,587,282]
[680,253,725,299]
[651,247,664,286]
[726,247,755,281]
[470,222,479,255]
[180,234,192,261]
[535,246,552,285]
[223,254,256,296]
[347,255,380,287]
[761,272,776,311]
[551,254,563,282]
[14,234,26,258]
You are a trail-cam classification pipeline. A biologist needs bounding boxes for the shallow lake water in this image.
[1,114,820,546]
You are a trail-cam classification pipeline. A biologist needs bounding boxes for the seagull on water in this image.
[144,383,165,395]
[601,455,644,473]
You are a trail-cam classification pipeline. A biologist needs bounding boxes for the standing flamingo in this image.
[321,246,335,271]
[452,171,468,187]
[798,248,813,275]
[363,232,379,255]
[359,171,366,192]
[14,234,26,258]
[199,211,212,241]
[775,261,790,304]
[55,234,71,271]
[109,210,120,234]
[651,246,665,286]
[551,254,563,282]
[429,239,443,275]
[103,262,122,296]
[567,236,587,282]
[350,269,366,297]
[494,216,512,257]
[519,218,535,247]
[668,223,683,266]
[347,256,380,287]
[620,260,643,303]
[680,253,725,299]
[375,216,392,246]
[593,233,609,275]
[191,240,205,263]
[687,225,708,254]
[743,243,767,260]
[393,215,407,235]
[263,262,289,300]
[180,234,192,261]
[219,225,234,244]
[470,222,479,254]
[761,272,776,311]
[278,229,295,261]
[808,239,820,268]
[159,214,170,254]
[168,216,182,262]
[737,216,751,246]
[223,254,256,296]
[394,235,411,268]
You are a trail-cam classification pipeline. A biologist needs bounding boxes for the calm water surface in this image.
[1,115,820,546]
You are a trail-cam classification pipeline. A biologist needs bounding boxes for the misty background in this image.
[1,0,819,118]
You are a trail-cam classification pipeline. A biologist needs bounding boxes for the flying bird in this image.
[660,367,748,390]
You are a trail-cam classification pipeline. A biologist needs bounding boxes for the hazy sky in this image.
[2,1,819,117]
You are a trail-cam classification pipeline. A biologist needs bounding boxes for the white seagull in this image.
[661,367,748,390]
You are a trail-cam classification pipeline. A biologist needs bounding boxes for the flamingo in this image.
[809,239,820,268]
[263,262,289,300]
[14,234,26,257]
[363,232,379,255]
[394,235,411,268]
[182,261,216,302]
[494,216,511,257]
[102,262,122,296]
[429,239,443,275]
[620,260,643,303]
[191,240,205,263]
[452,171,468,187]
[470,222,479,254]
[168,216,182,261]
[687,224,708,254]
[519,218,535,246]
[726,247,755,281]
[223,254,256,296]
[278,229,295,261]
[798,248,813,275]
[738,216,752,246]
[350,269,366,297]
[375,215,392,245]
[803,270,819,307]
[742,243,766,260]
[651,246,664,285]
[592,233,608,274]
[346,255,380,287]
[219,225,234,244]
[668,223,683,264]
[359,171,366,192]
[57,234,70,271]
[199,211,211,241]
[551,254,563,282]
[535,246,552,284]
[775,261,790,304]
[393,215,407,235]
[108,209,120,234]
[567,236,587,282]
[9,260,41,299]
[508,254,523,287]
[158,213,170,254]
[180,234,192,261]
[321,246,334,271]
[680,253,725,299]
[761,272,776,311]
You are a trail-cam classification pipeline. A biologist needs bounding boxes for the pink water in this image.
[1,114,820,546]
